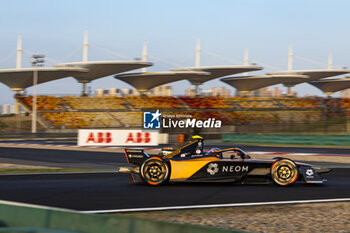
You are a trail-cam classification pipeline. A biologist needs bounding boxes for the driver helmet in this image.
[209,148,222,157]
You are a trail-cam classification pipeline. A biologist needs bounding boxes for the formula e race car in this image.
[117,136,331,186]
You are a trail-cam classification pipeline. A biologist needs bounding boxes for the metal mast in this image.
[243,48,249,76]
[288,44,293,71]
[287,44,294,96]
[83,29,88,62]
[82,29,88,96]
[328,52,333,69]
[142,41,148,73]
[16,33,22,69]
[195,38,201,67]
[194,38,201,95]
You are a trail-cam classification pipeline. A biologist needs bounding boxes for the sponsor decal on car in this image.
[306,169,314,176]
[305,168,315,178]
[222,165,249,173]
[207,163,219,175]
[206,163,250,176]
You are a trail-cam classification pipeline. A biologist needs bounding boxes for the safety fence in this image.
[222,134,350,146]
[0,201,244,233]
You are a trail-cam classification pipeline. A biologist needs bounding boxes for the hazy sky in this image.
[1,0,350,104]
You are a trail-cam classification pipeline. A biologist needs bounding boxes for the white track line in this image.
[80,198,350,214]
[0,200,74,212]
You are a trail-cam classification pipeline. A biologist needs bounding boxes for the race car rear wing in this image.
[124,149,150,165]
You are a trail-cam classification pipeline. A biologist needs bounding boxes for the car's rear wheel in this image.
[271,159,298,186]
[140,157,170,186]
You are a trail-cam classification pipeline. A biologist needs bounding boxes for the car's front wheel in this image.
[140,157,170,186]
[271,159,298,186]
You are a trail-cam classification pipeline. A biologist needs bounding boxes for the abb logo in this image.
[86,132,112,143]
[78,130,158,146]
[125,132,151,143]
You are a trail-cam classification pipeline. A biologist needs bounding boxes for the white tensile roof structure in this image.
[115,71,210,95]
[267,69,350,82]
[266,69,350,95]
[171,65,263,85]
[54,60,153,96]
[0,61,153,95]
[0,67,88,92]
[309,78,350,96]
[54,60,153,83]
[221,74,309,96]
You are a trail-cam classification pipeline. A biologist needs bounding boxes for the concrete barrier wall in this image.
[222,134,350,146]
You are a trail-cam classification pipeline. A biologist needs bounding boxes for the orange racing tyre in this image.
[140,157,170,186]
[271,159,298,186]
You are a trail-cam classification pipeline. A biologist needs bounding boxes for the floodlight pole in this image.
[31,55,45,134]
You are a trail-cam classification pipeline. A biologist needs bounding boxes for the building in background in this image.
[185,88,197,97]
[96,85,173,97]
[1,104,16,115]
[253,87,271,97]
[95,88,140,96]
[96,85,291,97]
[235,86,290,97]
[212,87,231,97]
[186,86,231,97]
[272,87,283,97]
[340,89,350,98]
[151,85,172,96]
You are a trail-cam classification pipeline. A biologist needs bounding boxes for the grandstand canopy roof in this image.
[114,71,210,93]
[171,65,263,85]
[221,74,308,93]
[309,78,350,95]
[0,67,87,91]
[54,60,153,83]
[273,74,309,87]
[267,69,350,82]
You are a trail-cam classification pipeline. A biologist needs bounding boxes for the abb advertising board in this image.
[78,129,159,146]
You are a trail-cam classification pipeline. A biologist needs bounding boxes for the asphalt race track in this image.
[0,168,348,211]
[0,147,124,169]
[2,138,350,154]
[0,141,349,212]
[0,146,348,170]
